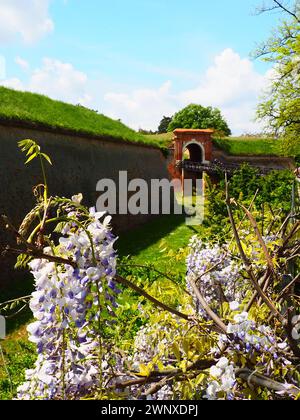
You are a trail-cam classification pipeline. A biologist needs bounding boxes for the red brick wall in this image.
[173,130,213,162]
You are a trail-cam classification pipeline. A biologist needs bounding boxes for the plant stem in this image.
[39,154,48,203]
[115,275,191,322]
[188,278,228,334]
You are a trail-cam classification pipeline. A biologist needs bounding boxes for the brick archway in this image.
[174,129,213,164]
[183,141,206,164]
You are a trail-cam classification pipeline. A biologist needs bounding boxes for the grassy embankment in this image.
[0,86,161,148]
[2,87,297,155]
[213,137,300,157]
[146,132,300,156]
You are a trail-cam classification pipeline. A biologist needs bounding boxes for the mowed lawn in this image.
[118,213,202,271]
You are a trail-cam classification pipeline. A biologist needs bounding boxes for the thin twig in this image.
[188,277,228,334]
[246,269,271,312]
[277,272,300,300]
[4,304,29,319]
[273,0,300,23]
[0,295,31,308]
[225,178,284,321]
[236,368,300,398]
[282,222,300,248]
[234,200,276,275]
[115,275,191,322]
[2,246,77,269]
[108,359,214,391]
[119,263,191,296]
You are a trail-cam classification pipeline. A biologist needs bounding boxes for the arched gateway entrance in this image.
[174,129,213,165]
[183,142,204,163]
[170,129,214,221]
[173,129,214,190]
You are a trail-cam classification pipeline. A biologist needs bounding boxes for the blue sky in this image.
[0,0,284,134]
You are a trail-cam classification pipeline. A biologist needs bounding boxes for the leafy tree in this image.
[255,0,300,156]
[158,116,173,134]
[168,104,231,136]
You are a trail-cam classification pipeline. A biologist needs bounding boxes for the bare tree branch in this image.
[236,368,300,398]
[273,0,300,22]
[188,277,228,334]
[256,0,300,22]
[115,275,191,322]
[225,178,284,321]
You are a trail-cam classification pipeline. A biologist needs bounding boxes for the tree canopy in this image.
[168,104,231,136]
[256,0,300,156]
[158,116,173,134]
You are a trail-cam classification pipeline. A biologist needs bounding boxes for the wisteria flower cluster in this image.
[186,236,243,314]
[225,312,288,356]
[128,315,189,400]
[17,198,120,400]
[206,358,236,400]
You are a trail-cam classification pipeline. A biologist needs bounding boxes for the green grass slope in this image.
[0,86,159,148]
[144,132,173,148]
[213,137,299,157]
[146,132,299,157]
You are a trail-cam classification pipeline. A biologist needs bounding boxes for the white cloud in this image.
[179,48,271,134]
[104,49,272,134]
[180,49,266,106]
[28,59,88,103]
[0,0,54,44]
[2,77,24,90]
[15,56,30,71]
[1,49,273,135]
[104,81,180,130]
[3,58,90,105]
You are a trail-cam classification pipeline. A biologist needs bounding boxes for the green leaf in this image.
[172,342,181,361]
[182,338,190,355]
[25,153,38,164]
[139,364,151,377]
[41,153,53,165]
[26,145,36,156]
[18,139,35,151]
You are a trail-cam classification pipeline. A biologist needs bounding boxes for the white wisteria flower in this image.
[17,203,120,400]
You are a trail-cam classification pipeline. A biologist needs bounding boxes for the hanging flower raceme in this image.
[205,358,236,400]
[17,197,120,400]
[221,311,291,363]
[186,236,243,315]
